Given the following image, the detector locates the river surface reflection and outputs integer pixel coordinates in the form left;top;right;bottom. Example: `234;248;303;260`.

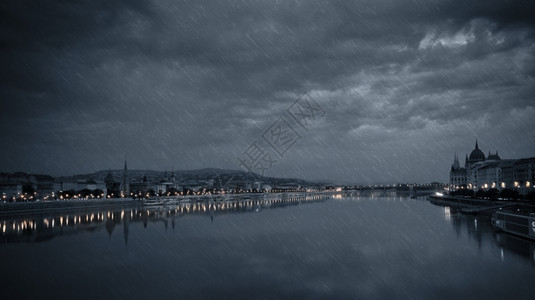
1;192;534;299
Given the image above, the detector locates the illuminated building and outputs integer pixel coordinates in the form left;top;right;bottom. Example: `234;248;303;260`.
450;140;535;193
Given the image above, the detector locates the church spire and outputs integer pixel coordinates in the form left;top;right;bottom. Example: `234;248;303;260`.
452;152;460;169
475;139;479;150
122;158;129;197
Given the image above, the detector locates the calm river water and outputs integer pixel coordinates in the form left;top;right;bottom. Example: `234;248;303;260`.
1;192;534;299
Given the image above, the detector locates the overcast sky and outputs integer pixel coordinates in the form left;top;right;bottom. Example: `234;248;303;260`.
1;0;534;184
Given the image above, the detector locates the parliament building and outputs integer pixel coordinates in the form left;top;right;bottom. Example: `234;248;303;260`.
449;140;534;193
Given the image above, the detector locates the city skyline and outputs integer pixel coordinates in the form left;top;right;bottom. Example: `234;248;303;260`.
1;1;534;184
2;139;531;186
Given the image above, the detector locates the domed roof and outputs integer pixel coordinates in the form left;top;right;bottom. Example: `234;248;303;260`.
469;140;485;162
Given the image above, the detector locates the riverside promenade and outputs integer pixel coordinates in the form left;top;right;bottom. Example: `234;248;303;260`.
428;194;535;215
0;198;142;216
0;191;337;217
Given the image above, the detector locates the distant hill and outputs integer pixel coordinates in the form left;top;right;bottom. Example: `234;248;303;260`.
73;168;244;181
68;168;321;187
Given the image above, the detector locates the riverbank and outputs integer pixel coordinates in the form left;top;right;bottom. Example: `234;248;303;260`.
0;191;341;216
429;194;535;217
0;198;144;216
428;194;535;212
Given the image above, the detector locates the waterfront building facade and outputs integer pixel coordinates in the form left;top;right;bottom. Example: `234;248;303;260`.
450;141;534;193
0;183;23;200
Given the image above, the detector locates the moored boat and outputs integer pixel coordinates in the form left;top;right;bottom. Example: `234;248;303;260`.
492;210;535;240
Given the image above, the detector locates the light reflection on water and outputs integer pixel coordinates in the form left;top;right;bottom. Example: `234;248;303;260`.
1;192;535;299
1;193;331;244
437;203;535;268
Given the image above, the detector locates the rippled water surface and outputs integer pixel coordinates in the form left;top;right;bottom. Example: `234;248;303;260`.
1;193;534;299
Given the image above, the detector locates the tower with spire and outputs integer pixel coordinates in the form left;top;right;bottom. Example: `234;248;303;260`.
121;159;130;197
171;167;176;183
450;151;466;189
452;153;460;170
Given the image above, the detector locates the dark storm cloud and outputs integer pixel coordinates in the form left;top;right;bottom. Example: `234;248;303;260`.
1;0;534;183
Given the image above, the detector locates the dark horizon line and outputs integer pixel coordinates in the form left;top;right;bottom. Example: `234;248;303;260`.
1;167;448;186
